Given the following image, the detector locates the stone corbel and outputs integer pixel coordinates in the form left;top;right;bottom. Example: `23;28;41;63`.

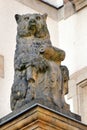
69;0;87;11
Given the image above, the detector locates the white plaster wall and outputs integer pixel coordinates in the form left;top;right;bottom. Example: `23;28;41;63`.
58;7;87;75
0;0;58;118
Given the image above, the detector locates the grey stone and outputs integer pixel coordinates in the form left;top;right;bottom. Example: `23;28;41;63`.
10;13;71;115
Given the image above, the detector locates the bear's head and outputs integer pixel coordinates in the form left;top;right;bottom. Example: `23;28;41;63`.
15;13;50;38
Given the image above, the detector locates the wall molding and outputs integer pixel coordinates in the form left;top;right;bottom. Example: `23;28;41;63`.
69;0;87;11
77;79;87;124
68;67;87;123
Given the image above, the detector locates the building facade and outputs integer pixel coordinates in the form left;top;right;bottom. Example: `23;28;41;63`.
0;0;87;124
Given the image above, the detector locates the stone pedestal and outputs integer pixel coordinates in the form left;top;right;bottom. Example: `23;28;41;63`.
0;104;87;130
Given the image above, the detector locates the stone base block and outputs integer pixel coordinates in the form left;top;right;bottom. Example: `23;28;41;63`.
0;104;87;130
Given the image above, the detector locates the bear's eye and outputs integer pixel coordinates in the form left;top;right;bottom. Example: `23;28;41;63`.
24;17;29;20
36;16;41;20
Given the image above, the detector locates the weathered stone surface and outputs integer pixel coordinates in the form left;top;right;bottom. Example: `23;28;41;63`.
10;13;79;119
0;104;86;130
69;0;87;11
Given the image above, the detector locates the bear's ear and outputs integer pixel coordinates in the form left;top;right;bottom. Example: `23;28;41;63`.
42;13;48;20
15;14;21;24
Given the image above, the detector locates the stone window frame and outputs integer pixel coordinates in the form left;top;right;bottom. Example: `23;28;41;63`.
77;79;87;123
67;67;87;123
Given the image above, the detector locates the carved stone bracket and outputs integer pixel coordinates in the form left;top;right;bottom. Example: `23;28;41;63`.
69;0;87;11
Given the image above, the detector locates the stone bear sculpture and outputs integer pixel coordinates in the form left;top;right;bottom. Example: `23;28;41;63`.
10;13;69;112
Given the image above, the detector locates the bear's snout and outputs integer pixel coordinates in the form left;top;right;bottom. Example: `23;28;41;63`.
29;19;36;26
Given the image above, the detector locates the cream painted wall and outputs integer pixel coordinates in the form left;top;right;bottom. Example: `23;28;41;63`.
58;7;87;75
0;0;58;118
58;7;87;123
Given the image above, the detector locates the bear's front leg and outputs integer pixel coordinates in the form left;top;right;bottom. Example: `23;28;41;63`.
31;56;49;73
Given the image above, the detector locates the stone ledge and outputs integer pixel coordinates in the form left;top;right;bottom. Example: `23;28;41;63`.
16;0;87;21
0;104;87;130
16;0;60;21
